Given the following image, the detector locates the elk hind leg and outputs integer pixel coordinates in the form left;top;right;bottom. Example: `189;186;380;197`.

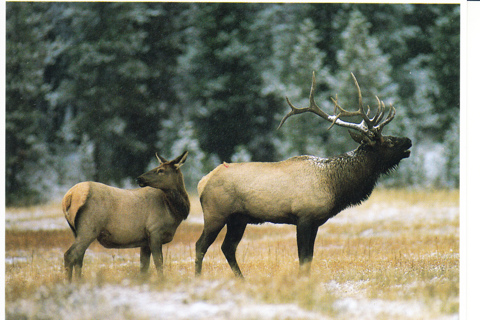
64;248;75;281
222;217;247;278
64;222;100;281
64;239;94;281
195;220;225;276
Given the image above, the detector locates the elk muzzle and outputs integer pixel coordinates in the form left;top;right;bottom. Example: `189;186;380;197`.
401;138;412;159
136;176;148;187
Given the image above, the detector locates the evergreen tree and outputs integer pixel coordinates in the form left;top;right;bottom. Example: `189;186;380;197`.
255;4;331;158
428;5;460;135
175;3;278;163
48;3;166;184
6;3;58;204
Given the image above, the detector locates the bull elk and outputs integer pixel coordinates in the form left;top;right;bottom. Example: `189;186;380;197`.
63;151;189;281
195;72;412;277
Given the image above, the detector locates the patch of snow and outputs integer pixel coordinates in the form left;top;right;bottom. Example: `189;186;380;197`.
332;297;458;320
333;297;425;319
5;208;67;231
5;257;28;265
6;217;67;231
326;280;368;298
186;215;205;225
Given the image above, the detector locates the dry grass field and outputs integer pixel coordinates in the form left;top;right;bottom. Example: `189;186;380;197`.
6;189;459;319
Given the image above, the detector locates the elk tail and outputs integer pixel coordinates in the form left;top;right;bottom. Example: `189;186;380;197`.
62;191;77;237
197;174;209;199
62;182;90;237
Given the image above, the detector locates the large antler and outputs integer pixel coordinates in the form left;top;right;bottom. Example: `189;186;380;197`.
278;72;395;140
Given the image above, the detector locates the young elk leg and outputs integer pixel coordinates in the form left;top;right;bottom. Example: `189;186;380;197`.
149;236;164;277
64;235;97;281
195;220;226;276
140;246;151;274
222;218;247;278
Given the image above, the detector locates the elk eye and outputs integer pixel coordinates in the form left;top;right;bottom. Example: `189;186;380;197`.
157;168;165;174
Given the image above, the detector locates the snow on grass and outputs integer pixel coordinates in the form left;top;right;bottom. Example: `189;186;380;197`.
5;204;66;231
5;256;28;265
331;202;458;226
7;281;326;320
6;277;458;320
332;297;458;320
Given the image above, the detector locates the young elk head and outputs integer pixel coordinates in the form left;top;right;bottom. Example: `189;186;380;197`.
279;72;412;174
136;151;188;190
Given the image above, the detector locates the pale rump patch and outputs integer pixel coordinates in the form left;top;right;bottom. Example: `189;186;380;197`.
197;164;227;196
62;182;90;229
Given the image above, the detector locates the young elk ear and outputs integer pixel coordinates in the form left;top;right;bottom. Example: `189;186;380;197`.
172;151;188;169
348;130;375;146
156;153;168;164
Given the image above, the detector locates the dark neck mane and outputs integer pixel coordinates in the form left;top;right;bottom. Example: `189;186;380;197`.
307;148;381;214
163;188;190;220
332;149;380;212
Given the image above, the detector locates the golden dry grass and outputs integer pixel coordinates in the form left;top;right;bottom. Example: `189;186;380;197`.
5;189;459;319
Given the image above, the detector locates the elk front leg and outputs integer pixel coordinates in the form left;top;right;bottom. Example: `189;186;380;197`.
151;246;164;277
149;235;164;277
296;220;320;275
140;246;151;274
296;218;328;275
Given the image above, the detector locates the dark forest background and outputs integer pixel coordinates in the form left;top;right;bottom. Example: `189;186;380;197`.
6;2;459;206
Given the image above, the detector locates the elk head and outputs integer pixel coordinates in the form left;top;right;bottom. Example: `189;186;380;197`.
136;151;188;190
279;72;411;173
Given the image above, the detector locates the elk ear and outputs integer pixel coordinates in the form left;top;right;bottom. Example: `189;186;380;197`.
173;151;188;169
156;153;168;164
348;130;375;146
349;130;365;144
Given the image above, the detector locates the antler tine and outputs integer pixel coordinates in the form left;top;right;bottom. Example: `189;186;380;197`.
370;96;385;125
342;74;396;136
352;72;364;116
375;104;396;134
365;104;371;117
330;73;374;127
278;97;302;129
278;71;332;129
369;94;396;136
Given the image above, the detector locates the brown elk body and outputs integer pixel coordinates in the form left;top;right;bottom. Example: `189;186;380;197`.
195;73;412;277
63;151;189;281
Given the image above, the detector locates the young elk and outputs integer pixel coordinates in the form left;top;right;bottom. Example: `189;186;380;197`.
63;151;189;281
195;73;412;277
